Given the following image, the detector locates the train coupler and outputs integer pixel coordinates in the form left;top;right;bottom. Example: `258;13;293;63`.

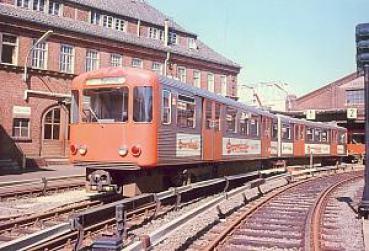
88;170;118;193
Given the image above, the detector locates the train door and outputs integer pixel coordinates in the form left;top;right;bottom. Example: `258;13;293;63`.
331;129;338;155
261;116;271;158
202;99;222;161
293;123;305;156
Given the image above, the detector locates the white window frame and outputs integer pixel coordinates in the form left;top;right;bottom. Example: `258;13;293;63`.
85;49;100;72
152;62;163;75
169;31;178;44
132;58;143;68
48;0;61;16
59;44;74;73
177;66;187;83
0;33;18;65
188;37;197;49
31;40;48;70
102;15;114;28
90;11;101;25
220;75;227;96
207;73;215;92
15;0;31;8
32;0;45;11
193;70;201;88
111;53;123;67
115;18;126;32
162;90;172;125
12;118;30;139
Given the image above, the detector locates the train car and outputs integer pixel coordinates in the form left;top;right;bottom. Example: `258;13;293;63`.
69;67;347;194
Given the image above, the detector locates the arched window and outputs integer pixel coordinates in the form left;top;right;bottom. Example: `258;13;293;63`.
44;107;60;140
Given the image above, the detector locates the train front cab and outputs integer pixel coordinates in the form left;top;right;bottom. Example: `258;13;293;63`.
69;68;159;192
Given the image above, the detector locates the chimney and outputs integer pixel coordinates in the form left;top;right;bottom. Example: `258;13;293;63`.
164;19;169;46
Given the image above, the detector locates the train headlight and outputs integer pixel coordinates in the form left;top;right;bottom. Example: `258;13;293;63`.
118;146;128;157
79;145;87;155
131;145;142;157
70;144;78;155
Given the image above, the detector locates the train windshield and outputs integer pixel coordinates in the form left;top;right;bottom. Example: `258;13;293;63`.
82;87;128;123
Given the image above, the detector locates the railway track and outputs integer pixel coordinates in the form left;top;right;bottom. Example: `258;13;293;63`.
0;175;85;201
189;171;363;251
0;164;361;251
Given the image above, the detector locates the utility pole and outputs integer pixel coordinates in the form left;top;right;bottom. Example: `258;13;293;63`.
356;23;369;218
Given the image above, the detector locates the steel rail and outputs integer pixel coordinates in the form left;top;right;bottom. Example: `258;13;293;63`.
308;175;363;251
203;171;363;251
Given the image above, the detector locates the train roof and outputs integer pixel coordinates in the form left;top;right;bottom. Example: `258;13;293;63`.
159;75;275;118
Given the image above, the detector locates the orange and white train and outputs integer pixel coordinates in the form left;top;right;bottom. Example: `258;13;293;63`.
69;67;347;192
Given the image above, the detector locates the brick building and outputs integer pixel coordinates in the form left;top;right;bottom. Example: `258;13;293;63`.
289;72;365;154
0;0;241;166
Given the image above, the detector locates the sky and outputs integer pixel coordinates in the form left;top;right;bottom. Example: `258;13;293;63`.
149;0;369;97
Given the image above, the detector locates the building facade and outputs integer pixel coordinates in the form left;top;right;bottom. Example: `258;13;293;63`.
289;72;364;155
0;0;241;166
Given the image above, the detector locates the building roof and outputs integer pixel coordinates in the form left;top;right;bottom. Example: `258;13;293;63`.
295;72;358;102
67;0;195;36
0;4;240;69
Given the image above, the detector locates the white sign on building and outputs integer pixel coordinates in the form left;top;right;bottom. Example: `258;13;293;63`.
306;109;316;120
347;108;358;119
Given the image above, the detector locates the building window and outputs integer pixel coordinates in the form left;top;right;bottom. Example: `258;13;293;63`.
60;44;74;73
226;107;237;133
0;34;17;65
149;27;164;41
115;18;126;32
111;53;123;67
314;128;322;142
321;129;329;143
177;95;196;128
102;15;114;28
162;90;171;124
91;11;101;25
346;89;364;105
220;75;227;96
132;58;143;68
207;73;215;92
12;118;30;139
32;0;45;11
86;50;99;72
193;70;201;88
188;37;197;49
177;66;186;83
31;41;47;70
48;1;60;15
44;108;60;140
152;62;163;75
16;0;30;8
169;31;177;44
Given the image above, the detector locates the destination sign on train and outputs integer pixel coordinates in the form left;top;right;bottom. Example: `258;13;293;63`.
86;77;126;86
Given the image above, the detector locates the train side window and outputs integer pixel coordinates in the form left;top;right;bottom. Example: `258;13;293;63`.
214;103;221;131
226;107;237;133
306;127;314;142
177;95;196;128
161;90;171;124
282;123;291;140
272;122;278;140
250;116;259;137
240;112;249;135
133;87;153;123
339;132;346;144
321;129;328;143
314;128;322;142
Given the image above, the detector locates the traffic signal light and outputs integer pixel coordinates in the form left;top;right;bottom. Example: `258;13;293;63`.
356;23;369;74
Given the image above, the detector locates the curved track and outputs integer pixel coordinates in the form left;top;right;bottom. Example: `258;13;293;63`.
199;171;363;251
